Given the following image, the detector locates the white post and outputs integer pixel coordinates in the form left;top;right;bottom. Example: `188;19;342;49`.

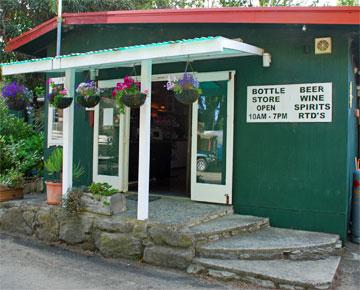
62;69;75;197
137;60;152;220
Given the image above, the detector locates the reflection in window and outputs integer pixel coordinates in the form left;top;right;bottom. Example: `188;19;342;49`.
51;108;63;143
196;81;227;185
47;77;64;146
97;98;120;176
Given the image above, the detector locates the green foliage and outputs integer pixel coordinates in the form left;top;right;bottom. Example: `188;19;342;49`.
220;0;304;6
44;147;63;178
34;86;45;98
0;168;24;188
89;182;118;196
337;0;358;5
0;99;44;188
62;187;84;216
73;162;85;180
44;146;85;181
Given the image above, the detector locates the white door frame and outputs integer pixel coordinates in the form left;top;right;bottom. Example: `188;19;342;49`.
95;71;235;202
191;71;235;204
92;86;130;191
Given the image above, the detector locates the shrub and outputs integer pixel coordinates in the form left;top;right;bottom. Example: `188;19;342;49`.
88;182;118;196
62;187;84;217
0;98;44;187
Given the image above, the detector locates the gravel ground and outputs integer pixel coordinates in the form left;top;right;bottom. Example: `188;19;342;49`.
335;241;360;290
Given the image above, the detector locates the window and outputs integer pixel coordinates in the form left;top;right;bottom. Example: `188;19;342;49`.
47;77;64;147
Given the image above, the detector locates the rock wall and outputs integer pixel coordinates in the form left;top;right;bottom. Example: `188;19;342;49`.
0;202;195;269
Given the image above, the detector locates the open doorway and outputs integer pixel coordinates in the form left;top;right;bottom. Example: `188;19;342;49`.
128;81;191;196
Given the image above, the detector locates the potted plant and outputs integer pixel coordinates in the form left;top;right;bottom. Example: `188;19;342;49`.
0;169;24;202
48;81;73;109
76;80;101;108
112;76;147;113
44;147;84;205
1;81;31;111
166;72;202;105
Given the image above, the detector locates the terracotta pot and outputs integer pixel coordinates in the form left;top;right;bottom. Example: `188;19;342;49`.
45;181;62;205
0;186;24;202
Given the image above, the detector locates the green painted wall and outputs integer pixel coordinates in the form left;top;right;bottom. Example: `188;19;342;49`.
44;23;358;239
44;72;93;187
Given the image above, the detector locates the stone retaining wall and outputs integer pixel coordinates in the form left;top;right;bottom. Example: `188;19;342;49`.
0;202;195;269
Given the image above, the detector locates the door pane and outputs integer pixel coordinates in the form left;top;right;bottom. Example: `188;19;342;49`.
97;97;120;176
196;81;227;185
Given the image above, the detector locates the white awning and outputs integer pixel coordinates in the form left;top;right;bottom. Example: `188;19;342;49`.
1;36;264;76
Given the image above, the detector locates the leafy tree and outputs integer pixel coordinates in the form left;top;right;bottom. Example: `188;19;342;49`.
337;0;359;5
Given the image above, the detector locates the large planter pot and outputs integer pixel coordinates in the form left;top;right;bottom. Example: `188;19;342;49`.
175;89;199;105
45;181;62;205
76;95;100;108
122;92;147;108
23;177;43;194
0;185;24;202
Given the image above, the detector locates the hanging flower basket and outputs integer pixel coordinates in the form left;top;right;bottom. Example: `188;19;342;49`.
174;88;200;105
77;95;101;108
76;80;101;108
48;81;73;109
166;70;202;105
1;82;31;111
122;92;147;108
113;76;147;113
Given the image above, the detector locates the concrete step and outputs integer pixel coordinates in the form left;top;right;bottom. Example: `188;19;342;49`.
197;227;341;260
192;256;341;290
182;214;269;243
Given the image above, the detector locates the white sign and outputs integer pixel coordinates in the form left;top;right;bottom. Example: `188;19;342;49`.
247;83;332;123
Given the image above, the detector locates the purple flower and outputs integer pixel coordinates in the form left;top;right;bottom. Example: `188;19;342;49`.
1;82;30;110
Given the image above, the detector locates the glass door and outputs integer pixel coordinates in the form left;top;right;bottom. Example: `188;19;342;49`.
93;96;129;190
191;72;234;204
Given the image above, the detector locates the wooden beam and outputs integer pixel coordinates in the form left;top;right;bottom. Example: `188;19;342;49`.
137;60;152;220
62;69;75;197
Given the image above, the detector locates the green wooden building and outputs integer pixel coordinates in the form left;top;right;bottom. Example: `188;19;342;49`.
2;7;359;239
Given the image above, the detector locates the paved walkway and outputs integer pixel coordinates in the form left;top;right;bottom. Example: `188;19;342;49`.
335;241;360;290
0;233;249;290
0;233;359;290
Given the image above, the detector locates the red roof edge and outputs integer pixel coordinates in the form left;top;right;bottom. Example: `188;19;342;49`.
5;18;58;52
5;7;360;52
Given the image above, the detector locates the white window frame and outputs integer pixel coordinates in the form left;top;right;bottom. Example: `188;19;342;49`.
47;77;65;147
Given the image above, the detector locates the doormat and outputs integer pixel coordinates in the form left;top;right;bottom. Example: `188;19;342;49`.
126;195;161;202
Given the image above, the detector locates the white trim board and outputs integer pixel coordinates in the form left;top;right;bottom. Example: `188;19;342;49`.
98;70;235;88
2;37;263;75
